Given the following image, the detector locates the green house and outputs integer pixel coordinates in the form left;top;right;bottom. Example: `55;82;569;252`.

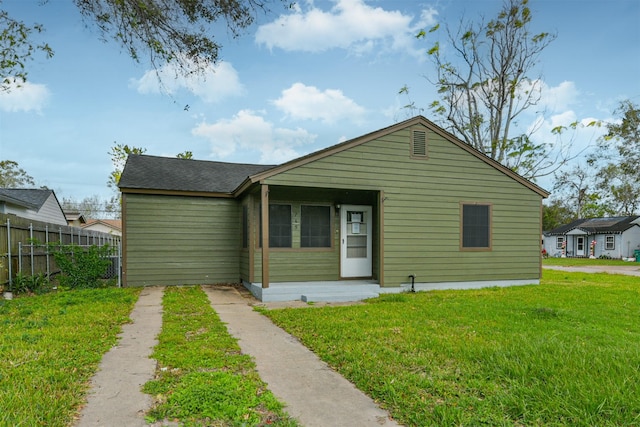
119;116;549;301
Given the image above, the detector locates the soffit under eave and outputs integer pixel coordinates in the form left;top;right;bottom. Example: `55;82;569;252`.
119;187;234;198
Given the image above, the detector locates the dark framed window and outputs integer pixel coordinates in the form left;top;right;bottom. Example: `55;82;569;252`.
269;204;291;248
461;204;491;249
301;205;331;248
241;205;248;249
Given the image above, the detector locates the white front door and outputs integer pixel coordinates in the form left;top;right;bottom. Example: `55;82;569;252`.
576;236;585;256
340;205;372;278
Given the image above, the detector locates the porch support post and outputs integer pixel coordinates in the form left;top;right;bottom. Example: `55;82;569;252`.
261;183;270;289
378;190;385;286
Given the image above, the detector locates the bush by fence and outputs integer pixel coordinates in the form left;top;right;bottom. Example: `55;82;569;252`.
0;213;121;290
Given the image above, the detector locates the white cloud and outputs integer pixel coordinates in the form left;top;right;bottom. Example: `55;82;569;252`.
273;82;366;123
191;110;317;163
130;61;244;103
537;80;580;113
0;80;50;113
255;0;437;58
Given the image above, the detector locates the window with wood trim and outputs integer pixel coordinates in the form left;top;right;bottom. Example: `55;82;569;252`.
269;204;292;248
461;203;491;249
556;236;565;250
411;129;428;158
605;235;615;250
301;205;331;248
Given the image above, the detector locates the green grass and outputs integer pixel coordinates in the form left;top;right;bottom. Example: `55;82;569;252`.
543;257;637;266
263;270;640;426
0;288;140;426
143;286;297;426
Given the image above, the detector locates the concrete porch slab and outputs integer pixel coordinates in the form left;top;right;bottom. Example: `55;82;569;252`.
243;280;381;302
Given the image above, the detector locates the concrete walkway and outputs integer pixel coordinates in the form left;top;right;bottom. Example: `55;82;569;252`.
76;286;164;427
203;285;401;427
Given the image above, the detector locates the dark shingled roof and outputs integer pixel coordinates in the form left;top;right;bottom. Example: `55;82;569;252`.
118;154;276;194
546;216;640;235
0;188;54;210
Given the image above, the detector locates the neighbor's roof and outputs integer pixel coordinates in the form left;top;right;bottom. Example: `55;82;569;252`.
0;188;55;210
546;216;640;235
118;155;276;194
83;219;122;231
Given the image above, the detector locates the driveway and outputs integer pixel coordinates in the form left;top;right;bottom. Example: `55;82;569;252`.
543;264;640;277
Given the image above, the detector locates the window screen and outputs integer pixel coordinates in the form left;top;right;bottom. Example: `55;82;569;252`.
301;205;331;248
462;204;491;249
269;204;291;248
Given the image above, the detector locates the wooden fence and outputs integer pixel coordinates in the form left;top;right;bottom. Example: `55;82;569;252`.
0;213;121;288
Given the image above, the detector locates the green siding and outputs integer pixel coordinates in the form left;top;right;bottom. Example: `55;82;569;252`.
264;125;543;286
123;194;240;286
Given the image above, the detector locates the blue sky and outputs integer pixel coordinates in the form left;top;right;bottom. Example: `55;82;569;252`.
0;0;639;206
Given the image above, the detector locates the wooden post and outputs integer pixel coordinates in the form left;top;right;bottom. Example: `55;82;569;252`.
261;184;270;289
378;190;385;287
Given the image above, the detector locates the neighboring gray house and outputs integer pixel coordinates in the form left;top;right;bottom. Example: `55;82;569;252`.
0;188;67;226
544;216;640;259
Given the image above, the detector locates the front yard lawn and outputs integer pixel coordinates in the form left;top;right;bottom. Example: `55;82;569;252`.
0;288;140;426
263;270;640;426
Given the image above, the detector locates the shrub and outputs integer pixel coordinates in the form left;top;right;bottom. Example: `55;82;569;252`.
52;244;113;289
11;273;51;295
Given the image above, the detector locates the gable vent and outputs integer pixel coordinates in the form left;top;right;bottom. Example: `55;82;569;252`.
411;130;427;158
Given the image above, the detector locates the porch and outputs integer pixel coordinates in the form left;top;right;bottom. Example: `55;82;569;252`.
243;280;392;302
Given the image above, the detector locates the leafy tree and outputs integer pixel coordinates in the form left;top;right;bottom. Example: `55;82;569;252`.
590;100;640;215
108;142;146;190
551;164;614;220
176;150;193;159
0;159;36;187
416;0;568;180
1;0;288;91
542;199;573;231
0;10;53;90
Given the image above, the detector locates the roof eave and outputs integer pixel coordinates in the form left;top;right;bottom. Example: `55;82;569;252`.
120;187;234;198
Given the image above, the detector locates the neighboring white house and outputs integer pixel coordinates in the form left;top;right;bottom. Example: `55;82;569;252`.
544;216;640;259
82;219;122;237
0;188;67;226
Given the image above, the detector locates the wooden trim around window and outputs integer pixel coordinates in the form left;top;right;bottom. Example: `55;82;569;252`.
459;202;493;251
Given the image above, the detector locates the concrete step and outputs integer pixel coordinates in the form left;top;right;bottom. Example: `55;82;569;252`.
301;292;379;303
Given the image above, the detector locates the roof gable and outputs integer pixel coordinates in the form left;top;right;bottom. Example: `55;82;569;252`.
244;116;549;198
119;155;276;194
0;188;56;210
83;219;122;231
